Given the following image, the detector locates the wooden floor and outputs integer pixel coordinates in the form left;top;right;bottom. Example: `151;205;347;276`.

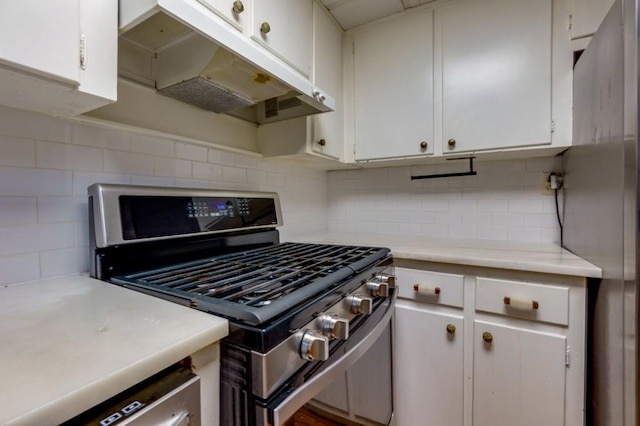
283;407;348;426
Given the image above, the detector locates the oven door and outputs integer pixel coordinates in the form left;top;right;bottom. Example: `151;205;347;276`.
257;294;395;426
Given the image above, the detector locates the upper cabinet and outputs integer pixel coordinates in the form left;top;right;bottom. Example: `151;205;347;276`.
439;0;552;154
251;0;313;77
353;8;434;161
257;3;345;162
197;0;248;32
571;0;615;40
346;0;572;163
0;0;117;116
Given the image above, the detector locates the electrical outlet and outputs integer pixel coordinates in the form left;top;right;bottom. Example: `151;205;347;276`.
542;172;562;194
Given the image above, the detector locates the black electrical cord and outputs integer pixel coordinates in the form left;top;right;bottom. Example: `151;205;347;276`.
554;187;564;247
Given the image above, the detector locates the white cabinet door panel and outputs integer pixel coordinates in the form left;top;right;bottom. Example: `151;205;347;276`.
0;0;80;84
440;0;552;153
251;0;313;76
473;320;566;426
354;9;434;160
395;304;464;426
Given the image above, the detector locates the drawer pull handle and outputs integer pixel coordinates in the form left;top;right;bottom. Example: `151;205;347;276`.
414;284;441;296
446;324;456;335
482;332;493;343
503;296;539;310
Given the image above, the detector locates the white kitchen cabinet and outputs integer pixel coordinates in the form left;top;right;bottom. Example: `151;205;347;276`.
0;0;117;116
395;304;464;426
439;0;553;154
311;2;344;160
257;4;344;162
571;0;615;39
473;321;566;426
353;8;435;161
197;0;248;31
251;0;313;77
347;0;572;163
394;261;587;426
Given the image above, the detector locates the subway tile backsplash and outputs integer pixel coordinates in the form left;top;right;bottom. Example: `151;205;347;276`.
0;106;327;285
327;157;562;243
0;106;563;285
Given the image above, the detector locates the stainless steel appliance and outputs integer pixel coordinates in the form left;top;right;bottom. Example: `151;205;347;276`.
563;0;638;424
88;183;395;426
62;365;201;426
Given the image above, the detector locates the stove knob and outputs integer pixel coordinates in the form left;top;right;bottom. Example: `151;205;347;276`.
367;280;389;298
320;314;349;340
299;330;329;361
375;273;396;289
348;294;373;315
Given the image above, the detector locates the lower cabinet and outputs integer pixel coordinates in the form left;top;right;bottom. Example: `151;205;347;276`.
394;263;587;426
395;305;464;426
473;321;567;426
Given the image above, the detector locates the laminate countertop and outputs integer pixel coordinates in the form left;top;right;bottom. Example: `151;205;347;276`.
290;232;602;278
0;275;228;425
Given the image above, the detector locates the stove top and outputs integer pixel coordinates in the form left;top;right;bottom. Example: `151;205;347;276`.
112;242;390;325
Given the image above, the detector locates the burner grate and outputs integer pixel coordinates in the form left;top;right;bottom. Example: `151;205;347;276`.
112;242;390;324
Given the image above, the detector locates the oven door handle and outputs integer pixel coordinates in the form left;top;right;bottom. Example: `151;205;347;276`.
269;299;395;426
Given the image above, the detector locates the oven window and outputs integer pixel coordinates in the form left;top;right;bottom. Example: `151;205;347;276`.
119;195;277;240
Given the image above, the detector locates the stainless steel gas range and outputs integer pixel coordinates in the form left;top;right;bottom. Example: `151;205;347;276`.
88;184;396;426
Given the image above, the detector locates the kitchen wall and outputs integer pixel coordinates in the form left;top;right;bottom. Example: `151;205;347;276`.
327;156;563;242
0;106;328;285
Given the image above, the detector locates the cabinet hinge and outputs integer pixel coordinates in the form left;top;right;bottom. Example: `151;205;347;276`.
569;14;573;31
79;34;87;70
565;346;571;367
551;120;555;134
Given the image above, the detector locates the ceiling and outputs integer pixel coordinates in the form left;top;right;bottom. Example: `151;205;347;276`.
320;0;437;30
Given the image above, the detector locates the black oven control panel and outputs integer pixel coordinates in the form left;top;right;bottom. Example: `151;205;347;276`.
119;195;278;240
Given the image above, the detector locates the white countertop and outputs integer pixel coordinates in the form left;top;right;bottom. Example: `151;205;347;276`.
290;232;602;278
0;275;228;426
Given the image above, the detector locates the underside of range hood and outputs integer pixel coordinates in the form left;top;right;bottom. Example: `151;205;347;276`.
117;11;330;125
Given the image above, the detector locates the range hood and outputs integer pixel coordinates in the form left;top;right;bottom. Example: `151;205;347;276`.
117;4;333;125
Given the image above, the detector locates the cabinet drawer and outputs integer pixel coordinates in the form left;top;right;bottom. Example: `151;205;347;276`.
475;277;569;325
396;268;464;308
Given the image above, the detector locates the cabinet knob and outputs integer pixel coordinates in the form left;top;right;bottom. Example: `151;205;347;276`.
317;139;326;147
260;22;271;34
446;324;456;335
482;332;493;344
447;138;456;148
232;0;244;13
313;90;326;102
420;141;428;150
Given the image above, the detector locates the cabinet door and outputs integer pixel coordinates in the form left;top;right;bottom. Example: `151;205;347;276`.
353;9;434;161
473;321;566;426
251;0;312;77
0;0;80;84
572;0;615;39
440;0;552;153
312;3;343;160
395;304;464;426
197;0;248;31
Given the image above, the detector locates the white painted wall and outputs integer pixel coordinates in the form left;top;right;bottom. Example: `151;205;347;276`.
327;157;563;243
0;106;328;285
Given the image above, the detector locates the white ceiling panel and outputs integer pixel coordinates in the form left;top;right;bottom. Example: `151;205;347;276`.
323;0;405;30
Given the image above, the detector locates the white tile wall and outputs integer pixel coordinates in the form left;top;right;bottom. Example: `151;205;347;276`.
0;105;564;286
327;157;563;243
0;106;328;285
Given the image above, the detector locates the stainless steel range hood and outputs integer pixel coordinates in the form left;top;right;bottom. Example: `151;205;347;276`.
117;5;333;125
